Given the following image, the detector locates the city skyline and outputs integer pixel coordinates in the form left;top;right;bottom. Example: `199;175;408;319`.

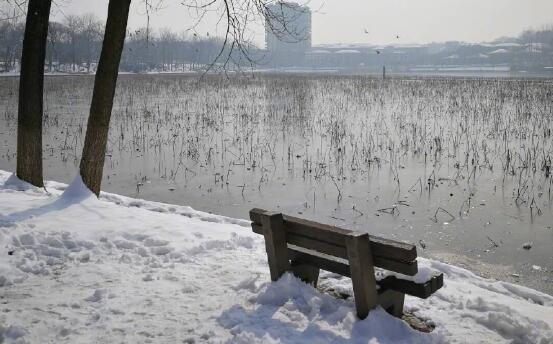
36;0;553;47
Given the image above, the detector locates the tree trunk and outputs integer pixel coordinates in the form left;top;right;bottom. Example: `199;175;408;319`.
79;0;131;196
16;0;52;187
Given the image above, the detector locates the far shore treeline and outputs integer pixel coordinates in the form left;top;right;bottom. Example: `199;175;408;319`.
1;14;553;73
0;13;254;73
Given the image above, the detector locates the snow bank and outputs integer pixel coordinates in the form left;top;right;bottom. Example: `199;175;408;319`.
2;173;36;192
59;175;96;202
219;273;437;344
42;176;251;228
0;170;552;343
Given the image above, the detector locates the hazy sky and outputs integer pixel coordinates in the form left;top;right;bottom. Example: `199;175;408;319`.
48;0;553;46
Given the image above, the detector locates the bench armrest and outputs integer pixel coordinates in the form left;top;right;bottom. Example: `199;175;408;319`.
377;273;444;299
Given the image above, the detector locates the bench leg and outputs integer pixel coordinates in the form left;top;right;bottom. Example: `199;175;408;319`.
378;290;405;318
389;291;405;317
345;233;378;319
260;212;290;281
290;260;320;287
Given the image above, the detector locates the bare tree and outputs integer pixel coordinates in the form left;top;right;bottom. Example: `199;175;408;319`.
16;0;51;187
46;21;64;71
80;14;103;72
79;0;131;196
1;11;279;74
64;15;83;71
78;0;305;196
0;18;24;72
158;28;176;70
125;26;150;71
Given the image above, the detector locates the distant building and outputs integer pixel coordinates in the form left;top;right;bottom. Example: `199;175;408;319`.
265;2;311;66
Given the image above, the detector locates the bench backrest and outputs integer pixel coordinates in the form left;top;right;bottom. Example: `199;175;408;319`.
250;208;418;276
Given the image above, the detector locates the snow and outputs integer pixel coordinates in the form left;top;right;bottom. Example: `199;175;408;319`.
335;50;361;54
59;174;95;201
310;49;332;54
493;43;522;48
0;169;552;343
219;274;433;344
375;261;440;284
489;49;509;55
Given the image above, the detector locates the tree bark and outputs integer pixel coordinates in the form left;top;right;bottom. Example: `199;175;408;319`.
16;0;52;187
79;0;131;196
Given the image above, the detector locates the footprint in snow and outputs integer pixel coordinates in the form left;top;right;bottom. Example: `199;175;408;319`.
84;289;106;302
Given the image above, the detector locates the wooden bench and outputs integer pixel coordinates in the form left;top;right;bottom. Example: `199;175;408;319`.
250;208;443;319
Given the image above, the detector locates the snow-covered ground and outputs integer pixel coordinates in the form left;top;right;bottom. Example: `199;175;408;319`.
0;169;552;344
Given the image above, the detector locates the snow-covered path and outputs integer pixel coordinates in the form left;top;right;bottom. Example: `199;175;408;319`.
0;170;552;344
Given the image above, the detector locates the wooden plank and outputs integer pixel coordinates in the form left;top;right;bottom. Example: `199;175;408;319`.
368;236;417;262
260;212;290;281
284;215;417;260
377;274;443;299
250;209;417;263
253;222;417;275
285;230;348;258
289;246;438;301
345;233;378;319
288;247;351;277
279;214;354;244
252;209;353;248
373;257;418;276
254;219;418;274
285;245;417;276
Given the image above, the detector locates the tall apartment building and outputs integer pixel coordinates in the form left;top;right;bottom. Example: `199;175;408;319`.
265;2;311;66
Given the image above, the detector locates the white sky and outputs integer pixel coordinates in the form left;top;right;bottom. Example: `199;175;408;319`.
48;0;553;46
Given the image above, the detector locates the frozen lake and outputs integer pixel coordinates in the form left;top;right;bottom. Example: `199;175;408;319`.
0;74;552;294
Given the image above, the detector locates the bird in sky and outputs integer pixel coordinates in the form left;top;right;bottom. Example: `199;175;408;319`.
375;50;381;54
